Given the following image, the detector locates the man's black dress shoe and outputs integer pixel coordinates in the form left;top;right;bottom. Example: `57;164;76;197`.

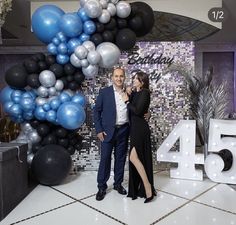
96;189;106;201
114;185;127;195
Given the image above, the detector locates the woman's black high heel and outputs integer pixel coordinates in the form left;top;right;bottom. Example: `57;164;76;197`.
144;188;156;203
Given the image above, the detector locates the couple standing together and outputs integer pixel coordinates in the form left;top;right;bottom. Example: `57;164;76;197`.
94;67;156;203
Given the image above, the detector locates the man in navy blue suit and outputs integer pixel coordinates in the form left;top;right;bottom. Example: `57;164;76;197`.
94;67;129;201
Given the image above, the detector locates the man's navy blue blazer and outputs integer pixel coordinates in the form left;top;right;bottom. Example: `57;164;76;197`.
94;86;118;142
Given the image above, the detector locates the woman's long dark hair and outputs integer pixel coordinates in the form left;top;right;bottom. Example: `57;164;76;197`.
135;71;150;90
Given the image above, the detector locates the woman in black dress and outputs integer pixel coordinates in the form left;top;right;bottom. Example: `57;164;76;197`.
122;71;156;203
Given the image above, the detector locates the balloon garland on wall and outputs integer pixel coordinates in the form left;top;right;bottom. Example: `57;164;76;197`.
0;0;155;185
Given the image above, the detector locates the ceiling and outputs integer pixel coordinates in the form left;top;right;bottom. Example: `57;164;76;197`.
1;0;236;47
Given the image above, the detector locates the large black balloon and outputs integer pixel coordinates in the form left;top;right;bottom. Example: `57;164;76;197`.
64;63;76;76
27;73;41;88
37;123;51;137
32;144;72;185
74;71;85;84
5;65;28;88
102;30;114;42
129;14;143;33
24;60;40;74
49;64;64;78
90;33;104;46
130;2;154;37
116;28;136;50
218;149;233;171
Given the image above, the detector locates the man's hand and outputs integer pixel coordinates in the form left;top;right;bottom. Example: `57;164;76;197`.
97;132;107;142
144;111;151;122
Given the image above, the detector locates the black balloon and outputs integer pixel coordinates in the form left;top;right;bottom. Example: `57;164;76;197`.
5;65;28;88
116;28;136;50
57;138;69;148
32;143;42;154
32;53;45;62
74;71;85;84
55;127;68;138
32;144;72;185
90;33;104;46
66;75;74;82
27;73;41;88
67;145;75;155
116;18;128;29
129;14;143;32
68;81;79;91
30;120;40;129
37;123;51;137
49;64;64;78
60;77;68;88
96;22;105;33
105;18;117;30
130;2;154;37
42;134;57;145
38;61;48;71
45;55;56;66
24;60;40;74
64;63;76;76
102;30;114;42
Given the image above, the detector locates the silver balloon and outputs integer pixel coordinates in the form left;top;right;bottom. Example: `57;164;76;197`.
21;122;33;134
82;64;99;78
35;96;48;105
64;89;76;96
37;86;49;98
98;9;111;24
87;50;101;65
74;45;88;60
100;0;108;9
39;70;56;88
116;1;131;18
84;0;103;18
54;80;64;91
109;0;119;4
96;42;121;68
107;3;116;16
48;87;57;96
28;130;41;144
81;59;89;68
82;41;96;51
80;0;88;7
70;53;82;68
27;153;34;165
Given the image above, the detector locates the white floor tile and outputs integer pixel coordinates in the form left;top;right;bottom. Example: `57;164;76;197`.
195;184;236;213
82;190;187;225
1;185;74;225
11;202;121;225
154;171;216;199
52;171;115;200
156;201;236;225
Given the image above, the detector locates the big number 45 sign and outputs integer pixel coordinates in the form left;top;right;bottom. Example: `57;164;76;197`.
156;119;236;184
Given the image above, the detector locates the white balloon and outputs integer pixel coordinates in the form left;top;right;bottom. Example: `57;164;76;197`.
84;0;103;18
80;0;88;7
75;45;88;59
81;59;89;68
107;3;116;16
82;41;96;51
96;42;121;68
28;131;41;144
70;53;82;68
48;87;57;96
116;1;131;18
37;86;49;98
98;9;111;24
82;64;99;78
39;70;56;88
109;0;119;4
87;50;101;65
35;96;48;105
100;0;108;8
55;80;64;91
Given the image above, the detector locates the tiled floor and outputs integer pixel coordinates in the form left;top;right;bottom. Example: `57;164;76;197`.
1;170;236;225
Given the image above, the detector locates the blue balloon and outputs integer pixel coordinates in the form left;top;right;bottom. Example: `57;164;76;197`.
42;103;51;111
23;111;34;120
22;92;33;99
59;92;71;103
11;90;23;100
77;8;90;22
32;5;65;43
20;97;35;111
3;101;14;114
57;43;68;54
52;37;60;45
67;38;82;53
56;32;67;42
47;43;58;55
60;13;83;38
9;104;23;117
34;106;46;120
46;110;57;122
50;98;61;110
83;20;96;35
57;102;85;129
79;33;90;42
56;54;69;64
28;90;37;99
72;93;86;107
11;116;24;124
0;86;14;103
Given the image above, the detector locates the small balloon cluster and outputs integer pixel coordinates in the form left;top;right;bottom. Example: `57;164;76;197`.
31;0;155;77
